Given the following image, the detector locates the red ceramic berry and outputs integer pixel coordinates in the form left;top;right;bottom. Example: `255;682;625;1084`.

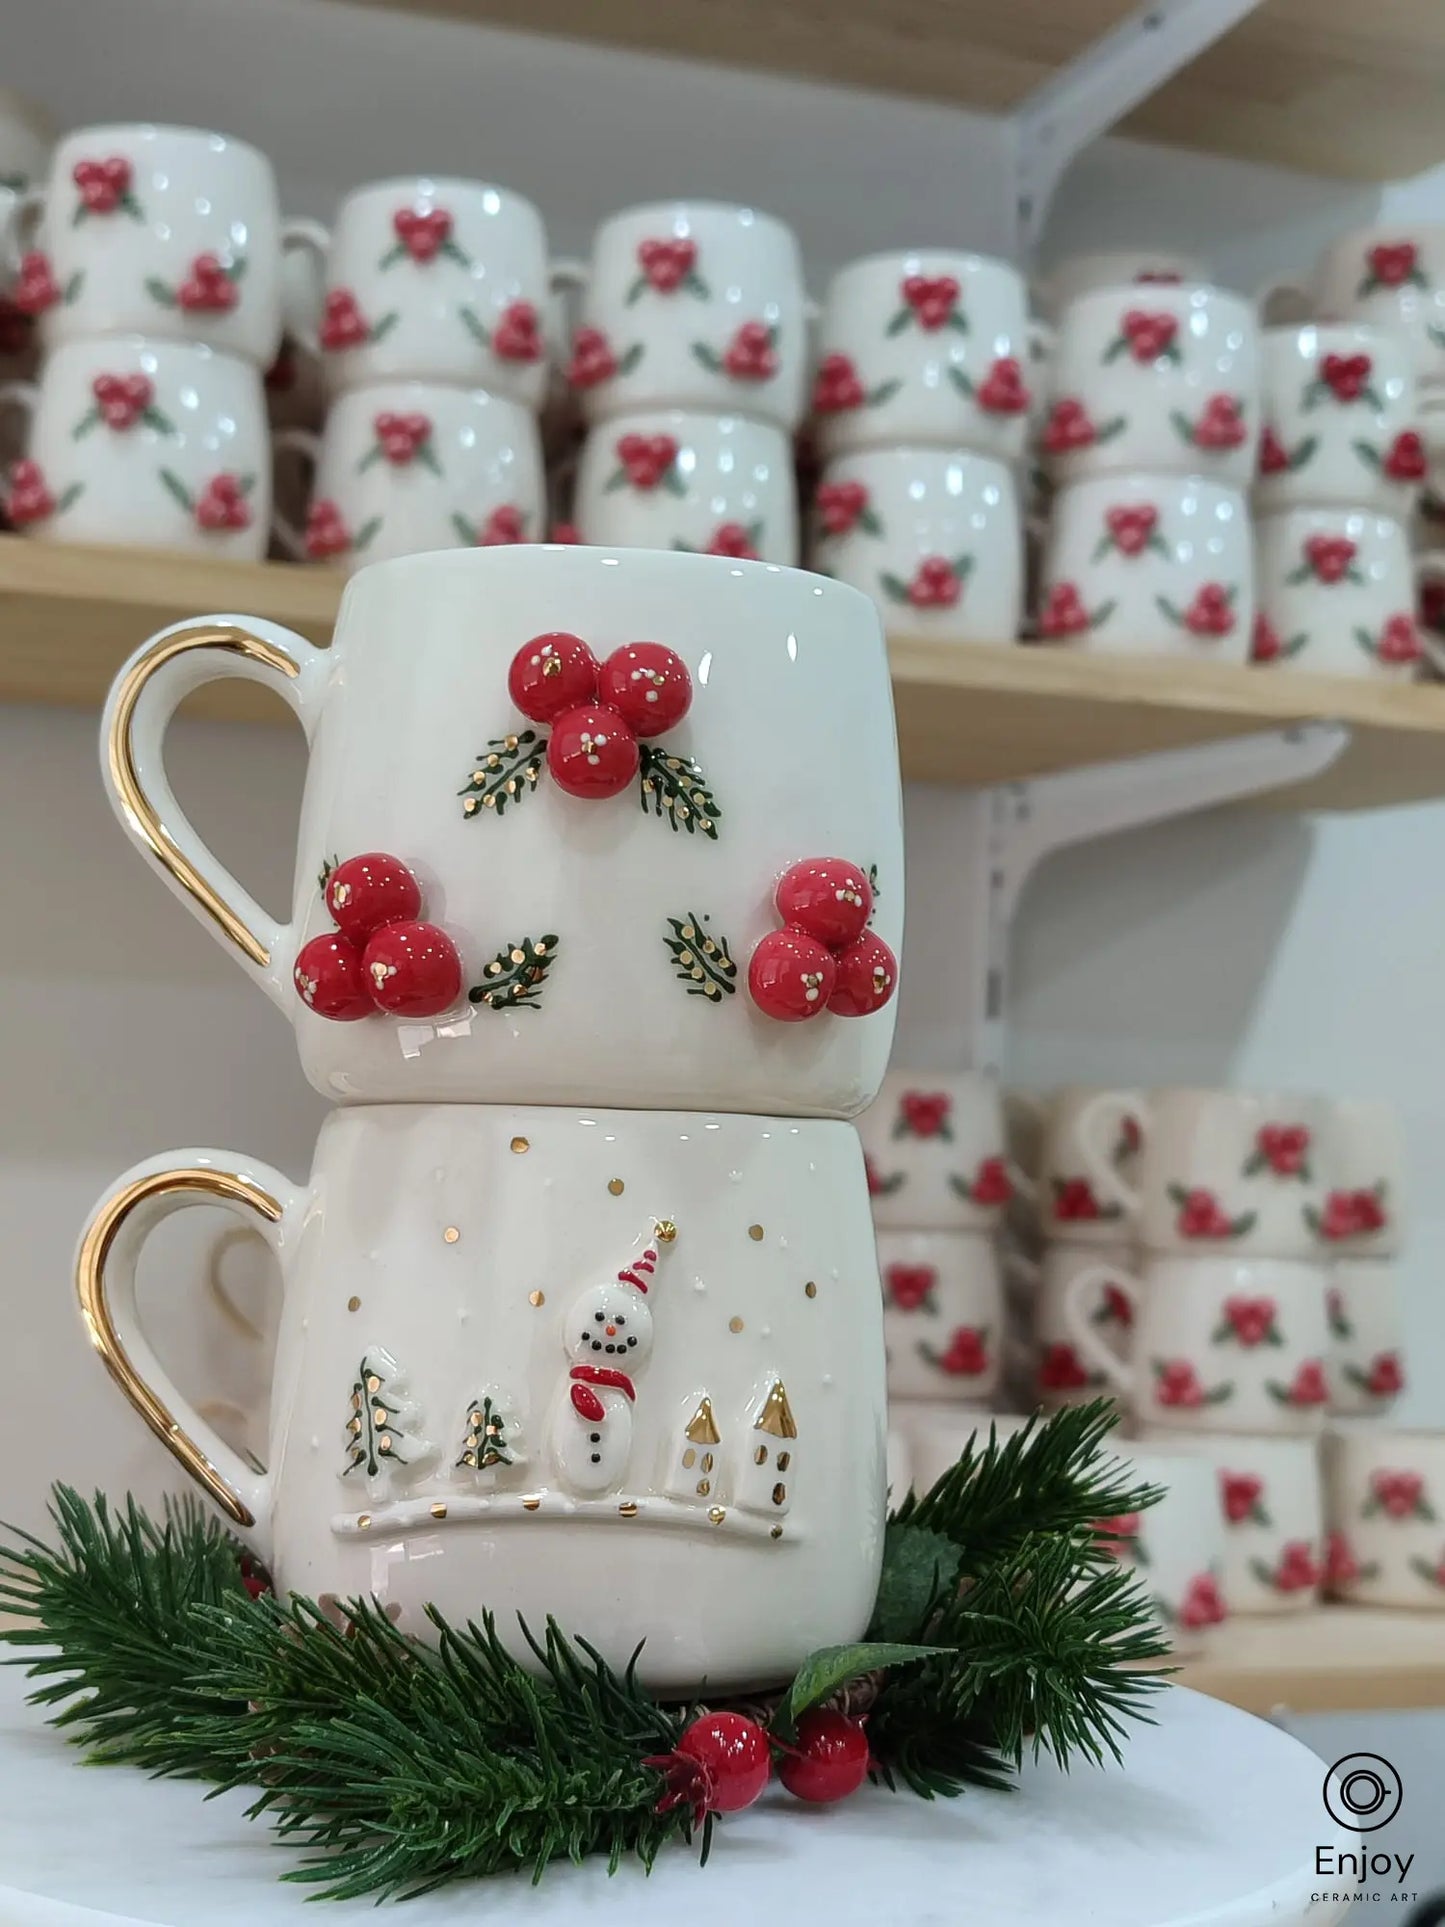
293;932;372;1021
828;931;898;1018
324;852;422;943
546;704;639;799
748;927;837;1022
508;632;599;724
676;1712;771;1813
598;642;692;735
361;921;463;1018
775;857;872;950
779;1710;871;1804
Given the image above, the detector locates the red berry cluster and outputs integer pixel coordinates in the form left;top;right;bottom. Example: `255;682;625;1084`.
508;630;692;799
748;858;897;1023
293;852;462;1022
645;1707;871;1824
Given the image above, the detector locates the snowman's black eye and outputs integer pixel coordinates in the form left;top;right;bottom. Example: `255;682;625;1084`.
615;1316;626;1327
594;1311;605;1322
627;1336;637;1348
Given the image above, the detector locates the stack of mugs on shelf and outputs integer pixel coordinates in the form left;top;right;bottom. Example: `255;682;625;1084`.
0;92;56;432
802;251;1033;641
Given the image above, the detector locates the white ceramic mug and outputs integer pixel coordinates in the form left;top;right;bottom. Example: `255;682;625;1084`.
1256;325;1422;516
1135;1430;1323;1615
1323;1427;1445;1607
1;334;269;558
1077;1087;1335;1259
75;1104;886;1691
6;123;304;369
1018;1240;1135;1409
810;448;1024;642
100;547;903;1114
1252;508;1425;677
272;384;545;573
289;177;553;409
1030;1085;1144;1241
572;409;798;563
1068;1255;1331;1435
811;250;1031;462
1321;1096;1406;1254
565;201;808;432
1260;226;1445;395
1037;474;1252;659
1042;284;1259;486
1034;250;1209;323
857;1069;1021;1232
1097;1447;1228;1650
878;1229;1003;1404
1328;1260;1405;1417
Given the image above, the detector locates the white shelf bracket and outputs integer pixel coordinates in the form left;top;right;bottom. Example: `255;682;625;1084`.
1007;0;1267;258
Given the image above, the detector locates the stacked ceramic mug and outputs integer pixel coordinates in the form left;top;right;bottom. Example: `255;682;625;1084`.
560;201;808;564
855;1071;1019;1490
1034;277;1260;659
0;122;310;557
79;544;908;1697
805;250;1033;642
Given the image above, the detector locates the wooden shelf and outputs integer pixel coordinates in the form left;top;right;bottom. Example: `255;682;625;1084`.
6;536;1445;809
1177;1605;1445;1715
343;0;1445;183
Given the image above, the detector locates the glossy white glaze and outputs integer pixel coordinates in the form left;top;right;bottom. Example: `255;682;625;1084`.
877;1228;1003;1404
1254;505;1423;679
1323;1424;1445;1607
1256;324;1420;517
857;1068;1016;1231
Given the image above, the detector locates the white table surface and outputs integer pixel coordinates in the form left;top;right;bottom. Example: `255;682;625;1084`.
0;1665;1351;1926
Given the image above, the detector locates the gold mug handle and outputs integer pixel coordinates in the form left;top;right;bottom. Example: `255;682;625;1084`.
101;617;325;1005
75;1152;298;1546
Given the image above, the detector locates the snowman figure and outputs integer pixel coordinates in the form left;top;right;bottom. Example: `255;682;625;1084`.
549;1243;657;1495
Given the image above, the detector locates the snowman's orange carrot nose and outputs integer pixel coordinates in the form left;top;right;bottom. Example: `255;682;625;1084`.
606;1323;617;1336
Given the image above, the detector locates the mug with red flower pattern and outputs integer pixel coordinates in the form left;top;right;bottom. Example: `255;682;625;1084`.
877;1229;1003;1404
1027;1085;1144;1244
1078;1087;1334;1259
1037;473;1253;661
1067;1254;1332;1436
1012;1239;1135;1411
1252;508;1426;679
1260;227;1445;396
564;201;807;433
100;545;903;1113
858;1069;1023;1233
271;383;545;574
0;334;269;558
1042;284;1259;486
1320;1096;1405;1254
810;448;1023;642
1095;1447;1227;1653
572;409;797;564
1135;1430;1322;1615
1256;325;1422;517
810;250;1031;463
1033;250;1209;324
3;123;311;371
1327;1260;1405;1418
284;177;553;410
1323;1428;1445;1608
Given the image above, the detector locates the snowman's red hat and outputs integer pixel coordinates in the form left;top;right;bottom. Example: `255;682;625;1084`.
617;1246;658;1293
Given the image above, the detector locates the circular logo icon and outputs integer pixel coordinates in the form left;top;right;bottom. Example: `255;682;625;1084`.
1322;1753;1403;1832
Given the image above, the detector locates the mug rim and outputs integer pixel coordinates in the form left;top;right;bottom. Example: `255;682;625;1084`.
1055;279;1248;322
826;246;1021;286
39;332;258;374
54;122;273;174
336;174;544;216
594;198;796;243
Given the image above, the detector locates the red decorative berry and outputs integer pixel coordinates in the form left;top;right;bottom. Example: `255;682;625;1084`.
566;325;618;389
177;252;238;313
476;504;527;547
305;498;351;560
598;642;692;735
93;372;153;431
193;473;252;532
361;920;463;1018
721;319;778;381
74;155;132;215
320;287;370;351
393;205;452;263
7;458;55;526
14;250;59;316
1258;425;1290;475
546;703;640;798
828;931;898;1017
748;927;837;1021
651;1712;771;1821
816;479;869;535
508;631;600;723
491;299;543;363
811;352;866;415
637;236;698;294
976;355;1030;414
294;932;372;1021
1384;429;1427;482
325;852;423;943
775;856;872;950
779;1709;870;1804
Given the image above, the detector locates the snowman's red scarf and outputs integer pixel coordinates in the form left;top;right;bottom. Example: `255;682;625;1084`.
568;1364;637;1420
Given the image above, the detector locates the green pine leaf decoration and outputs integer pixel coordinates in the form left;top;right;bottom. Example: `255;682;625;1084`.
869;1520;962;1641
317;852;339;894
468;934;559;1013
158;467;193;512
638;743;721;838
459;730;546;819
777;1641;947;1738
664;912;736;1000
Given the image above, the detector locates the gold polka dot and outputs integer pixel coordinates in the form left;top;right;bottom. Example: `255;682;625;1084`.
805;1280;817;1299
772;1483;787;1506
347;1295;361;1312
430;1502;448;1520
511;1136;530;1155
522;1496;541;1511
748;1223;764;1241
729;1316;744;1333
708;1506;726;1524
618;1501;640;1517
770;1525;783;1540
529;1289;546;1307
358;1513;371;1529
608;1178;625;1196
443;1226;460;1244
682;1447;696;1468
655;1218;678;1243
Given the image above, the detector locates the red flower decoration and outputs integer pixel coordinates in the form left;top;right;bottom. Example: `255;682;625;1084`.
193;473;252;532
1256;1123;1310;1175
1121;309;1178;362
907;555;963;608
1367;242;1418;288
566;325;618;389
968;1156;1014;1206
1177;1572;1228;1630
1271;1540;1321;1593
1038;581;1093;638
1221;1471;1264;1524
549;521;582;545
1042;397;1099;453
615;432;679;490
1038;1342;1091;1392
1175;1187;1235;1239
976;355;1030;414
1376;614;1422;665
319;288;371;351
812;352;867;415
1155;1359;1206;1409
1279;1359;1329;1407
1258;425;1291;475
886;1264;935;1312
1320;352;1372;402
375;410;432;465
92;372;154;431
392;206;452;263
1367;1351;1405;1397
13;250;59;317
304;498;352;560
490;300;542;363
1094;1512;1141;1555
1384;429;1428;482
1182;583;1236;636
6;458;56;526
73;155;132;215
721;320;778;382
1105;504;1159;556
934;1326;989;1376
865;1153;887;1197
900;1092;951;1138
1222;1295;1278;1347
1304;534;1358;584
176;252;239;314
1252;615;1284;663
706;522;760;560
901;273;961;331
1324;1530;1361;1589
1191;394;1248;450
476;504;527;547
1101;1282;1134;1327
637;237;698;294
1052;1175;1102;1222
816;479;870;535
1372;1468;1426;1518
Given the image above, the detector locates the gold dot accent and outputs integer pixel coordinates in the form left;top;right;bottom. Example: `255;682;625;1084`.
608;1178;625;1196
697;1478;711;1496
358;1513;372;1529
772;1483;787;1506
443;1226;460;1245
528;1288;546;1307
511;1136;530;1155
754;1444;768;1465
805;1281;818;1299
619;1501;639;1517
770;1525;783;1540
655;1219;678;1243
729;1316;744;1333
682;1447;696;1469
347;1295;361;1313
777;1451;791;1472
430;1502;448;1520
522;1496;541;1511
708;1506;726;1525
748;1224;764;1241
